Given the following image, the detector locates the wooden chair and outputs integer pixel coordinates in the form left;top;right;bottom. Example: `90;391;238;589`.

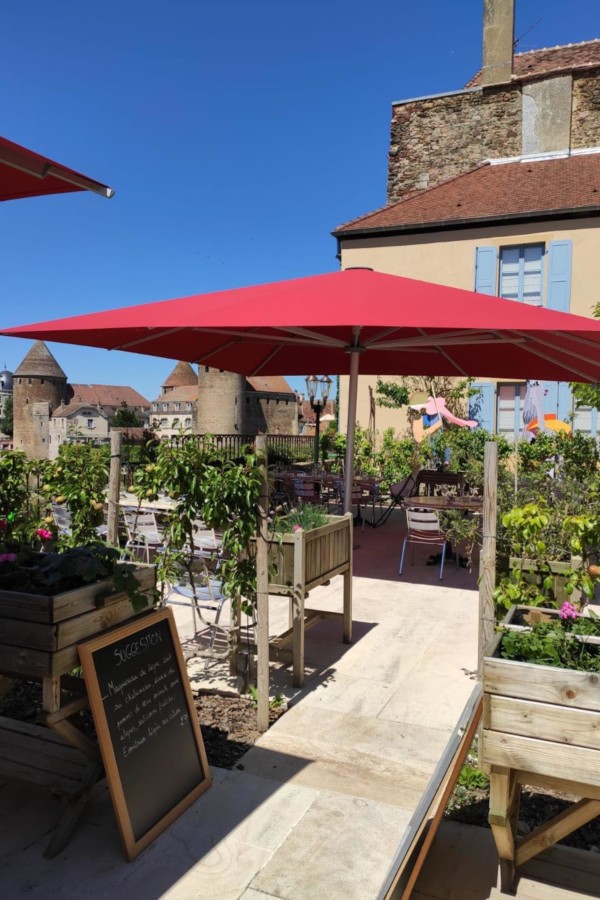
399;507;450;580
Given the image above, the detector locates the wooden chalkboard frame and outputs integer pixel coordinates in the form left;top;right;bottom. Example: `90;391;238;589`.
79;607;211;860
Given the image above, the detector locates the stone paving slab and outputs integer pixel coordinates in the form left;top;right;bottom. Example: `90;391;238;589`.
0;509;480;898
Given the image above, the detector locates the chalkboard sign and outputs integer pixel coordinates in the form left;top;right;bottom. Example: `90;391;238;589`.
79;607;211;860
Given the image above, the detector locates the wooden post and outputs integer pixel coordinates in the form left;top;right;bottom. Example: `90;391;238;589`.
343;512;353;644
478;441;498;677
255;435;270;732
107;430;122;547
292;528;305;688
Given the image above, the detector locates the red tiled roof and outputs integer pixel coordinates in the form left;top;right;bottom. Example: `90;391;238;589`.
247;376;294;394
153;385;198;403
334;153;600;235
162;360;197;388
466;39;600;88
67;384;150;407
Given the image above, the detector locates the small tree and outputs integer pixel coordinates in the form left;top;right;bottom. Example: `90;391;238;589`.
111;402;143;428
0;394;13;437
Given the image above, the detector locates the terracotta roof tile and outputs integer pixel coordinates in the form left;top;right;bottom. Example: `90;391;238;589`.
246;376;294;394
466;39;600;88
152;385;198;402
67;384;150;407
334;153;600;235
162;360;197;388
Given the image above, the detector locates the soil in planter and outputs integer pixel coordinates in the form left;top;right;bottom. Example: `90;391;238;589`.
0;680;286;770
446;744;600;853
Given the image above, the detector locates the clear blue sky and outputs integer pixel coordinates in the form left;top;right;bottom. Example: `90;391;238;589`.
1;0;598;401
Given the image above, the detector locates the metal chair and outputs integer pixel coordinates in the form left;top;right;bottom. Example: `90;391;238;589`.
167;559;229;670
51;502;72;537
399;507;449;580
121;506;165;563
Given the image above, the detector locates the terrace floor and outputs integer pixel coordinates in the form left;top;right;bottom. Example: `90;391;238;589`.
2;509;486;898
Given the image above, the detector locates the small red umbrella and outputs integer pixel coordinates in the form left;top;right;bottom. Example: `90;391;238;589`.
0;135;114;202
4;267;600;504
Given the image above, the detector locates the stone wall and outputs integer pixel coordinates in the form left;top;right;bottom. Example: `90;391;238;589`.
13;377;68;458
387;67;600;203
244;392;298;435
572;70;600;149
387;87;521;203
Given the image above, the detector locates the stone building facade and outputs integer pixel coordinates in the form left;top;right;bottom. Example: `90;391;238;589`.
12;341;150;459
152;362;299;438
387;2;600;202
13;342;69;458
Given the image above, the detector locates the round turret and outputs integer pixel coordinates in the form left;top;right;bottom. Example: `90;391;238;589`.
0;368;13;392
13;341;68;458
197;367;246;434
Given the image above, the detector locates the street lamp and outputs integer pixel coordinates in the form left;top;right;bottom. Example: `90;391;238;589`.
305;375;332;471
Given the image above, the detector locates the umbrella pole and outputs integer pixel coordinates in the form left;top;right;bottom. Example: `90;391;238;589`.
343;332;362;515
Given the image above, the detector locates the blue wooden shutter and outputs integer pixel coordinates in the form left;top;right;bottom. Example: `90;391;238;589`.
557;383;572;423
474;246;498;295
547;240;572;312
543;382;558;416
469;382;495;433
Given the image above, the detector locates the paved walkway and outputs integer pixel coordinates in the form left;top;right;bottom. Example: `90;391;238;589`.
0;510;480;898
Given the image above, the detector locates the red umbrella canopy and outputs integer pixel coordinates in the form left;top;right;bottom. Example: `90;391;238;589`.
0;136;114;201
3;268;600;383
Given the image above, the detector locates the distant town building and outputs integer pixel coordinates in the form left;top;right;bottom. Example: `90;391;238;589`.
155;363;299;438
12;341;150;459
150;361;198;439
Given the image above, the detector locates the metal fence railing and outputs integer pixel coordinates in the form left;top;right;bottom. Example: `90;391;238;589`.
168;433;315;463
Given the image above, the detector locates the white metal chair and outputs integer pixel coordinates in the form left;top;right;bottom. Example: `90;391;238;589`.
51;502;72;537
121;506;165;562
399;507;449;580
167;558;230;670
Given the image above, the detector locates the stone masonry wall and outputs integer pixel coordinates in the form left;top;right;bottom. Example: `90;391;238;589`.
244;393;298;435
572;70;600;150
387;86;521;203
387;68;600;204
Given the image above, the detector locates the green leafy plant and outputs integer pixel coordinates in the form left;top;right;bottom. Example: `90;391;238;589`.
270;504;329;534
42;444;109;547
498;605;600;672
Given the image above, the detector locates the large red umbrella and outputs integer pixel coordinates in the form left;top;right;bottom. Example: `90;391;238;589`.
4;267;600;505
0;135;114;201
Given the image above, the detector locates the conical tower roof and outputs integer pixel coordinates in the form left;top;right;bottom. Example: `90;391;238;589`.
162;360;197;389
14;341;67;379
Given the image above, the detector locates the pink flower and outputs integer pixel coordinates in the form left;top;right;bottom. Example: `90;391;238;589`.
0;553;17;564
35;528;53;541
559;601;579;621
292;524;303;532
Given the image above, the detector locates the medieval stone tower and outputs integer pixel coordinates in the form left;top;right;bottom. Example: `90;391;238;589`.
197;367;247;434
13;341;68;458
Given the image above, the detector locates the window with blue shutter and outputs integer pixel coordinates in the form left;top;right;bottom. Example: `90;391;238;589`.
547;240;573;312
469;382;495;433
499;245;544;305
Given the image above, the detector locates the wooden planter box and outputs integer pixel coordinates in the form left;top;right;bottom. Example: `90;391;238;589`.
0;563;156;679
263;514;352;595
482;604;600;783
249;514;353;687
482;605;600;887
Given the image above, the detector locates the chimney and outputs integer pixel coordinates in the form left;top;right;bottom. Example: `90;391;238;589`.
481;0;515;86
